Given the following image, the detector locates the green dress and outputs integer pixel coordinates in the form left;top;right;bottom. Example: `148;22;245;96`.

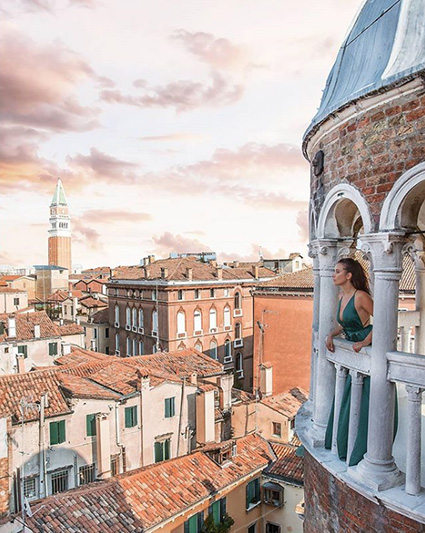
324;292;373;466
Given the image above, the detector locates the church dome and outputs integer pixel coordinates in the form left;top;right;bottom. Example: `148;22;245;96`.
305;0;425;138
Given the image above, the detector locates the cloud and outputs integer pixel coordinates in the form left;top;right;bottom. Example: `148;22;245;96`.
73;219;102;250
139;133;208;142
219;243;289;263
151;232;211;256
100;72;243;112
171;30;252;72
83;209;152;224
0;27;100;132
296;208;309;242
68;148;140;182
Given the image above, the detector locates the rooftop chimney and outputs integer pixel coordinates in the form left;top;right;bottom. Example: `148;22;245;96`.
8;317;16;338
190;372;197;385
252;265;259;279
62;342;71;355
148;255;155;265
233;261;239;268
143;257;149;266
161;267;168;279
210;260;217;268
143;267;150;279
259;363;273;397
186;268;193;281
34;324;40;338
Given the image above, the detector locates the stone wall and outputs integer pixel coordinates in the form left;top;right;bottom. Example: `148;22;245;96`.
303;450;424;532
306;78;425;231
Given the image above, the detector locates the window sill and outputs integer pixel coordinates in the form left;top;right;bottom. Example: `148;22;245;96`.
246;501;261;512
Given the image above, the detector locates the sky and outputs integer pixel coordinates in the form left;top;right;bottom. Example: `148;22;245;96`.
1;0;362;270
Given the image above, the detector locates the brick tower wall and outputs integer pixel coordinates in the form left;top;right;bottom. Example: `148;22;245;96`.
48;236;71;272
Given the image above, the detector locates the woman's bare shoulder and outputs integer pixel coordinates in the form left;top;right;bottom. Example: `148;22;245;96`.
355;290;373;305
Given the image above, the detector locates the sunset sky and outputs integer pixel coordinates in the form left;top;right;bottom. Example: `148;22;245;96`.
1;0;361;270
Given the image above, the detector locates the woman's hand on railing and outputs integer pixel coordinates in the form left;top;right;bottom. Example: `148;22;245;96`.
325;335;335;353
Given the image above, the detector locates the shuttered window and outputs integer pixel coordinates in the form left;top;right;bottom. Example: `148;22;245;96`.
50;420;66;445
184;512;204;533
246;478;260;508
124;406;137;428
154;439;170;463
86;414;96;436
165;397;175;418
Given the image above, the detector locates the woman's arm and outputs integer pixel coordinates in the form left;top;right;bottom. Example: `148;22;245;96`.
325;324;344;353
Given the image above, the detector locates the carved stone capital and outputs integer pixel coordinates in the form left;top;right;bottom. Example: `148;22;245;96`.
405;385;424;402
361;233;406;275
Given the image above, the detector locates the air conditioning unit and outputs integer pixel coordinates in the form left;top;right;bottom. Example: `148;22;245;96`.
233;309;243;317
115;350;120;356
224;326;231;331
114;322;120;328
209;327;217;334
125;324;131;331
194;330;203;336
138;327;144;334
152;331;158;338
132;326;137;332
234;339;243;348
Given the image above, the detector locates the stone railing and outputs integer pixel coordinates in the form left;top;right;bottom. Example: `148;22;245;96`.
326;339;371;461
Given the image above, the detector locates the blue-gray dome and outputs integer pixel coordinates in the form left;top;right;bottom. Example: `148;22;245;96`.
304;0;425;139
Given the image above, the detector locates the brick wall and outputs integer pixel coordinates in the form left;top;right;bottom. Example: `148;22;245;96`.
0;457;9;517
304;450;424;532
308;81;425;231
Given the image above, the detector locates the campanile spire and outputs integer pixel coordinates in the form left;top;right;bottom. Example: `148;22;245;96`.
48;178;72;272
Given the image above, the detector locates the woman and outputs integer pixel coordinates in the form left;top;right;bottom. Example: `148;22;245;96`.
324;257;373;466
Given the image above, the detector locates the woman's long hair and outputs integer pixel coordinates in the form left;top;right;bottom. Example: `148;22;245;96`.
337;257;370;294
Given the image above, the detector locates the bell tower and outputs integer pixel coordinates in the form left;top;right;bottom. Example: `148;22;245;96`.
48;178;72;272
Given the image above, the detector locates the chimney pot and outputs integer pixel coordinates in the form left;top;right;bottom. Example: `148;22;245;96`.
186;268;193;281
161;267;168;279
253;265;259;279
216;267;223;281
34;324;41;338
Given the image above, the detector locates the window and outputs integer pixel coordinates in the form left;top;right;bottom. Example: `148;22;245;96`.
224;306;231;328
224;339;232;361
13;297;19;306
152;289;157;301
184;512;204;533
195;341;203;352
79;464;95;485
209;498;226;525
115;304;120;325
178;289;183;301
23;477;37;499
236;352;243;373
133;338;137;356
139;340;144;355
248;524;256;533
290;418;295;430
224;288;229;297
126;336;131;356
177;311;186;334
105;347;109;354
235;322;242;339
17;345;27;358
195;289;200;299
48;342;58;356
110;455;119;476
132;307;137;327
50;420;66;445
51;470;68;494
93;329;98;339
152;309;158;332
272;422;282;438
86;414;96;437
105;327;109;338
194;309;202;332
265;524;281;533
126;306;131;327
154;438;170;463
234;291;241;309
263;484;284;507
209;340;218;360
139;308;144;328
209;308;217;330
210;288;215;298
165;397;175;418
115;333;119;353
125;406;137;428
246;478;260;509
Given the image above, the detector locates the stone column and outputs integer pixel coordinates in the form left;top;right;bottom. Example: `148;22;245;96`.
413;238;425;355
312;239;341;440
352;233;405;490
332;365;348;454
308;241;321;402
347;370;364;464
405;385;423;496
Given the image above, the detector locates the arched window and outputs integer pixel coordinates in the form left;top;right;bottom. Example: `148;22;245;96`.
178;342;186;351
126;337;131;356
152;309;158;333
115;333;119;353
224;306;231;328
115;305;120;325
126;306;131;327
209;308;217;331
234;291;241;309
194;341;203;352
139;308;144;328
132;307;137;328
139;340;144;355
209;340;218;360
177;311;186;334
236;352;243;374
194;309;202;332
224;339;232;360
132;338;137;356
235;322;242;339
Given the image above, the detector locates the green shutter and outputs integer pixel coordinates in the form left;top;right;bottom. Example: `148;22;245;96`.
125;408;130;428
132;406;137;427
164;439;170;460
125;407;136;428
184;520;189;533
220;497;226;518
212;501;220;525
170;397;175;417
86;414;96;436
154;441;162;463
58;420;66;443
18;346;28;358
165;398;170;418
49;343;53;356
198;511;204;530
50;422;58;445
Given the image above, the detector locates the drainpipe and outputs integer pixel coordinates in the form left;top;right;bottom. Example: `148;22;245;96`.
39;393;48;499
176;378;185;457
115;402;125;469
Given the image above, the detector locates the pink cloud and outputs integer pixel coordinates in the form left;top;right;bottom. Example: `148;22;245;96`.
218;244;290;263
296;209;309;242
68;148;140;182
171;30;252;71
151;232;211;256
83;209;152;224
139;133;208;142
100;72;243;112
73;219;102;251
0;28;100;132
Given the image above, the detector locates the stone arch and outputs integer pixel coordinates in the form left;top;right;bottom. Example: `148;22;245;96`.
317;184;372;239
380;162;425;231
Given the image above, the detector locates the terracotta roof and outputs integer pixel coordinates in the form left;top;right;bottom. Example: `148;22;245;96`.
0;275;21;281
261;388;308;418
24;434;272;532
55;348;111;366
79;296;108;309
232;388;256;403
0;287;26;294
91;308;109;323
113;257;276;283
47;290;69;303
58;373;121;400
266;441;303;484
57;323;84;336
0;311;60;342
257;267;314;290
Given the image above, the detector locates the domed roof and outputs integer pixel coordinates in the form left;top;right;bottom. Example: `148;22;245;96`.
304;0;425;139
